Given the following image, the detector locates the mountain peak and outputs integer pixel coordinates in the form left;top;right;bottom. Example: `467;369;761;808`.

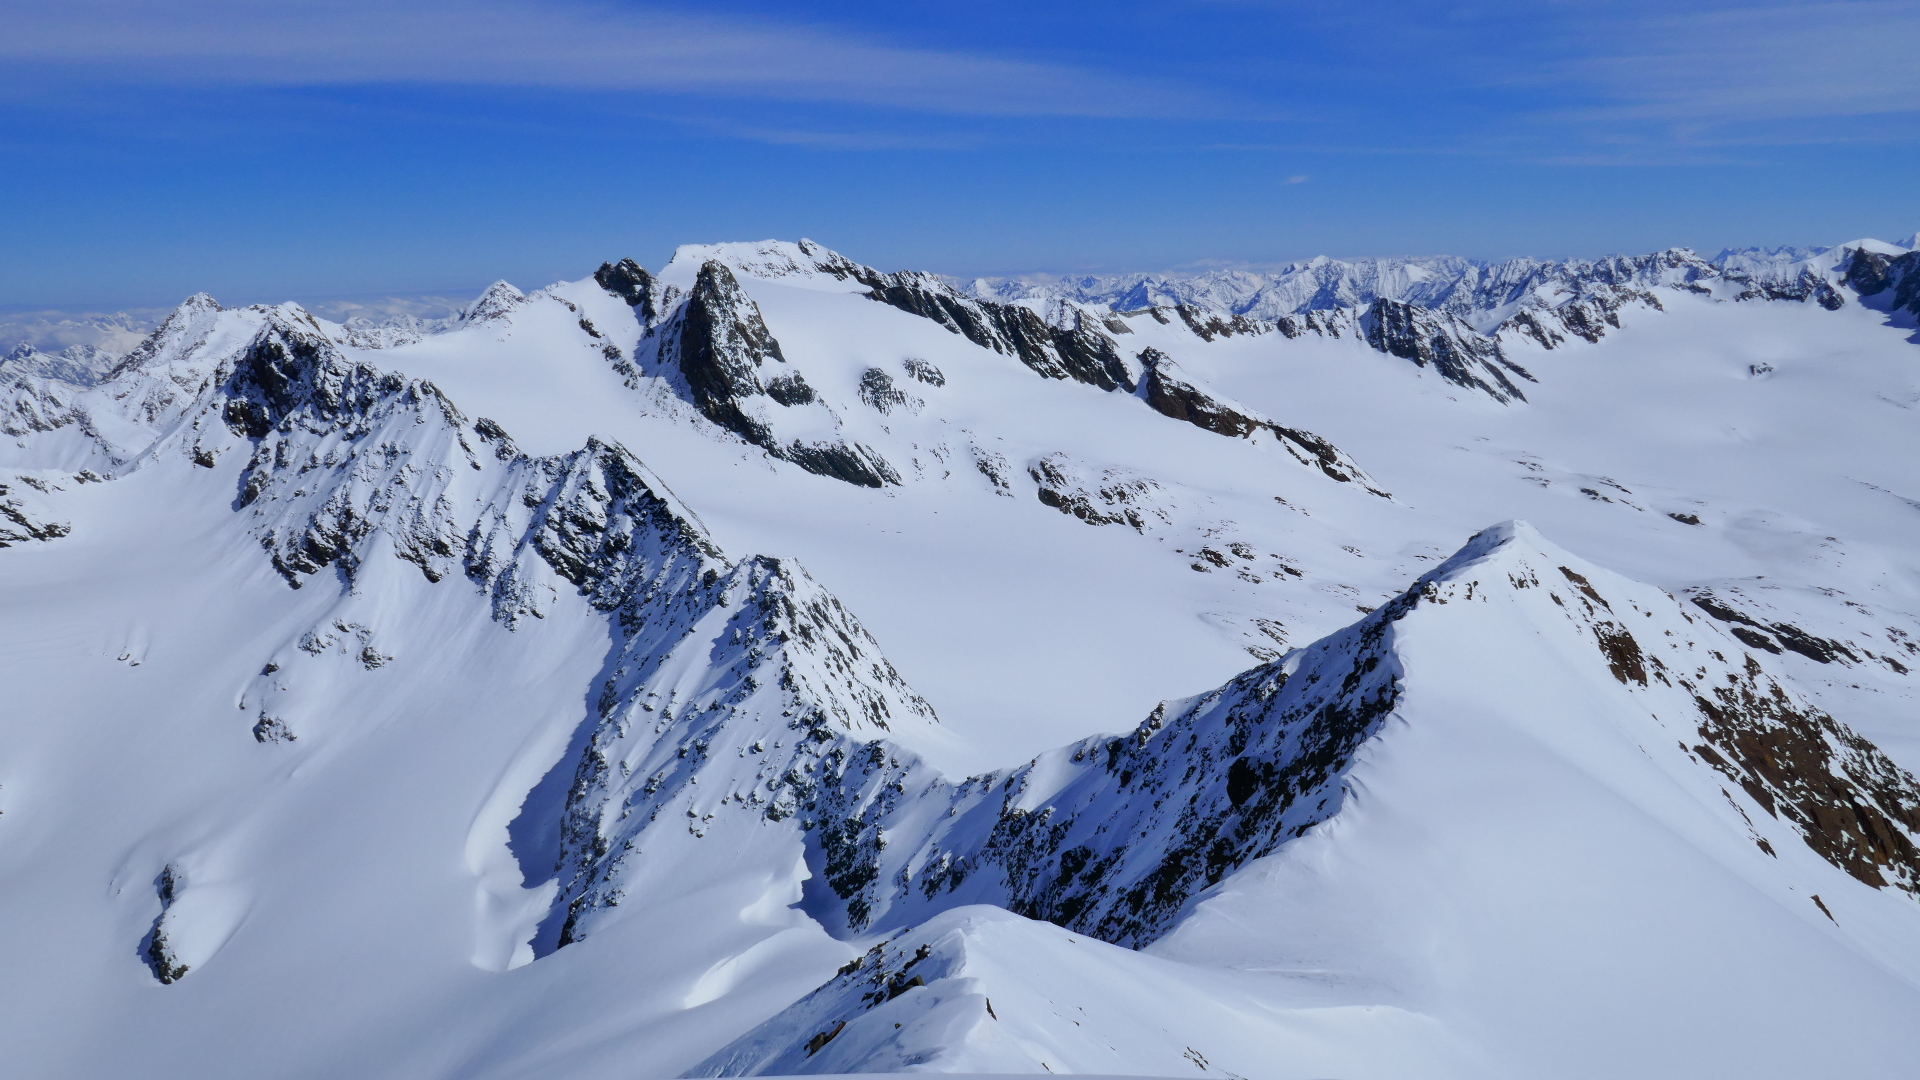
1426;517;1541;575
463;280;525;322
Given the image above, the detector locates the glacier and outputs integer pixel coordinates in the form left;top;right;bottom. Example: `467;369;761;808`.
2;233;1919;1079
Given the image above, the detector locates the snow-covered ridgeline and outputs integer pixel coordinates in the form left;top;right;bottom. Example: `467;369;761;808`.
963;236;1919;331
8;233;1910;408
594;246;1387;502
20;281;1916;972
640;260;904;487
0;289;953;966
663;240;1540;403
646;238;1917;422
559;508;1920;977
681;520;1920;1075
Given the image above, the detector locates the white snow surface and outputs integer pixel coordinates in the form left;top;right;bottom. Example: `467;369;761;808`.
2;235;1919;1079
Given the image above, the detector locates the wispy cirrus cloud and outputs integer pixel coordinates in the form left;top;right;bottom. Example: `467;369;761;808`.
1523;1;1920;141
0;0;1209;119
1194;1;1920;160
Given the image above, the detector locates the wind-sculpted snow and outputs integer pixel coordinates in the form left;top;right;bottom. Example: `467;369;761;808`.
14;287;1447;983
827;523;1919;940
687;904;1470;1078
847;577;1411;948
669;522;1920;1078
613;521;1920;1078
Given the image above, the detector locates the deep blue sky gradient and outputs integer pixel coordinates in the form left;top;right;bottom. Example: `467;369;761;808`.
4;0;1917;308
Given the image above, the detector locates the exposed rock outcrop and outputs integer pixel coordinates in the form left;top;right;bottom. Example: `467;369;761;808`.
658;261;900;488
595;258;679;326
1360;299;1535;403
0;472;77;546
19;291;1920;1002
1734;270;1846;310
554;520;1920;957
864;274;1135;392
462;281;525;323
1845;248;1920;317
1028;453;1172;532
1135;349;1388;495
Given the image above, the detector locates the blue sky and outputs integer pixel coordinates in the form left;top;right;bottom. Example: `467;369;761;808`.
3;0;1917;308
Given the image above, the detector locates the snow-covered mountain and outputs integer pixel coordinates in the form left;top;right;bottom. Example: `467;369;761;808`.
3;233;1920;1080
965;235;1917;334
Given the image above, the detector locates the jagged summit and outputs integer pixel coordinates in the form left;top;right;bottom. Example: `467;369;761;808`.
462;280;526;322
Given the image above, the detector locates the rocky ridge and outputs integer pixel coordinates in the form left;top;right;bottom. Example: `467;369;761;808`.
1133;347;1389;493
0;291;952;972
1845;248;1920;319
637;260;901;487
551;517;1920;964
589;243;1387;503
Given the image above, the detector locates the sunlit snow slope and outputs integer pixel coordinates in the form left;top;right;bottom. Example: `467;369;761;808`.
2;234;1919;1080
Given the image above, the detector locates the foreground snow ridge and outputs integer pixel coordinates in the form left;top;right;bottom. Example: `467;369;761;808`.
3;233;1920;1080
686;521;1920;1075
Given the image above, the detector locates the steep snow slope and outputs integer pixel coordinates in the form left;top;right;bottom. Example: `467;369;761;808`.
689;522;1920;1078
0;300;945;1078
366;246;1417;776
348;238;1920;776
692;905;1484;1078
3;232;1920;1080
1152;527;1920;1080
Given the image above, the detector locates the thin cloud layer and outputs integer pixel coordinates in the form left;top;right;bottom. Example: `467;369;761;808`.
0;0;1207;118
1538;2;1920;128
